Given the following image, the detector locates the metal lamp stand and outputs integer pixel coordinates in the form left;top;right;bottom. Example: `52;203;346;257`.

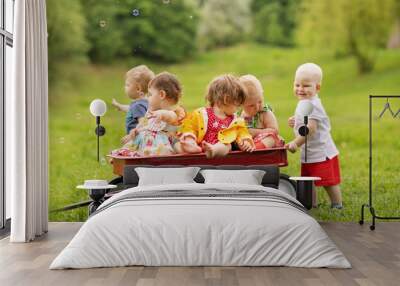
95;116;106;162
359;95;400;230
299;115;309;162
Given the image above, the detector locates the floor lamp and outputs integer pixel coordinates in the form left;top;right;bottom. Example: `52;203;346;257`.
290;100;319;209
89;99;107;162
296;100;314;162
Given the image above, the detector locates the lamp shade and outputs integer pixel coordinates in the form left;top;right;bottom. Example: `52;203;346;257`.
295;100;314;117
90;99;107;117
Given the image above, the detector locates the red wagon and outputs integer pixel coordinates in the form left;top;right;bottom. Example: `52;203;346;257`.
108;147;288;176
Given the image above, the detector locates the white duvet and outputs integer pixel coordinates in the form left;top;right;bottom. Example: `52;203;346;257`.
50;183;351;269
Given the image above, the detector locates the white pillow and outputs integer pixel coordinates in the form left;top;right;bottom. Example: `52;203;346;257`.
135;167;200;186
200;169;266;185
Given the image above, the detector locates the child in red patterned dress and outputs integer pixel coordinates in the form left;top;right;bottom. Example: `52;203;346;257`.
178;74;255;158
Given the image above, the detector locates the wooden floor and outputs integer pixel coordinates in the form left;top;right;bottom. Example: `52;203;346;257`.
0;222;399;286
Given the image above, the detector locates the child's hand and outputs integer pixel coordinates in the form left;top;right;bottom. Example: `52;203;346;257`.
112;98;122;111
146;110;157;119
239;139;255;152
288;116;295;128
147;110;164;121
285;141;298;153
121;128;137;145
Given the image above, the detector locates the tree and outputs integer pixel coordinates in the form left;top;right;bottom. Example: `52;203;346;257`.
116;0;199;62
47;0;89;83
297;0;396;73
80;0;127;63
387;0;400;48
197;0;252;50
252;0;298;47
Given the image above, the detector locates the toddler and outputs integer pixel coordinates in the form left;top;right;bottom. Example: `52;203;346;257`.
121;72;185;156
286;63;343;209
178;74;254;158
239;74;283;149
112;65;155;134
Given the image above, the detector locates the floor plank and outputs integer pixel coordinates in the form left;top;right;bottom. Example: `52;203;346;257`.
0;222;399;286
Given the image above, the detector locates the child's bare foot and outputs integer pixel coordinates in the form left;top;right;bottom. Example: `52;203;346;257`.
180;140;202;154
202;142;231;158
202;142;215;158
261;137;276;148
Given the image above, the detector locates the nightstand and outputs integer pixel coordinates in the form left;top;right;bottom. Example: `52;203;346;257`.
289;177;321;210
77;181;117;215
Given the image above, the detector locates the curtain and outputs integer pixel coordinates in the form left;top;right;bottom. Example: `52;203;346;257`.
9;0;48;242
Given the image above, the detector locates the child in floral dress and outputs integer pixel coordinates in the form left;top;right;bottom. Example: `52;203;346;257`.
120;72;185;156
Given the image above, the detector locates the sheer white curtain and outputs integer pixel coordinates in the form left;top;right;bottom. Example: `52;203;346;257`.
8;0;48;242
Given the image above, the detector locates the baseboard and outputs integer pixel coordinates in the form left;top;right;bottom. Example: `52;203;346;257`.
0;218;11;239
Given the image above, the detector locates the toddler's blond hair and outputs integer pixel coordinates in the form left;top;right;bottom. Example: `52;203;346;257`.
295;63;323;84
239;74;263;99
126;65;155;93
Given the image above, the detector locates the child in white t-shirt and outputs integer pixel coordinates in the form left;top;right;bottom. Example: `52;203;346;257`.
286;63;343;209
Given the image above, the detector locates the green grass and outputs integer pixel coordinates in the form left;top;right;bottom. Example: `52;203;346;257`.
49;43;400;222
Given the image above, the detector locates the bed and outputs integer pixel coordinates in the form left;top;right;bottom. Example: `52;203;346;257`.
50;165;351;269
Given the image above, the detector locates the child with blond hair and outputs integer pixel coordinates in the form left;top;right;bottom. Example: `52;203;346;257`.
286;63;343;209
239;74;282;149
112;65;155;134
178;74;254;158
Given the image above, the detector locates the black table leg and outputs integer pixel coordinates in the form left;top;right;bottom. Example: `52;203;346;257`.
88;188;107;215
296;180;313;210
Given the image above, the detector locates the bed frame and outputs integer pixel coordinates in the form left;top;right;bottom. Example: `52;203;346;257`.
121;164;281;189
105;147;313;210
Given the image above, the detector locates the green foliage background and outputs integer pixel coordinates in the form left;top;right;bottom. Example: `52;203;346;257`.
197;0;252;50
47;1;400;222
296;0;397;72
252;0;298;46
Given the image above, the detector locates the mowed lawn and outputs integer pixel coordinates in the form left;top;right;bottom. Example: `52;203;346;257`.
49;43;400;222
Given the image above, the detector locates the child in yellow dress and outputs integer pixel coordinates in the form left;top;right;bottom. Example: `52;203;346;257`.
178;74;254;158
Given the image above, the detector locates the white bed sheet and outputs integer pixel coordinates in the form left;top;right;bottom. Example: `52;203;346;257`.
50;183;350;269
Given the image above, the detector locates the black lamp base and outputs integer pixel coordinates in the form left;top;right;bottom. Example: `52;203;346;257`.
95;125;106;136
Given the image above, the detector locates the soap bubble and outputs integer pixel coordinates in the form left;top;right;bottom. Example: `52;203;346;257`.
99;20;107;28
189;15;193;19
100;157;107;166
132;9;140;17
